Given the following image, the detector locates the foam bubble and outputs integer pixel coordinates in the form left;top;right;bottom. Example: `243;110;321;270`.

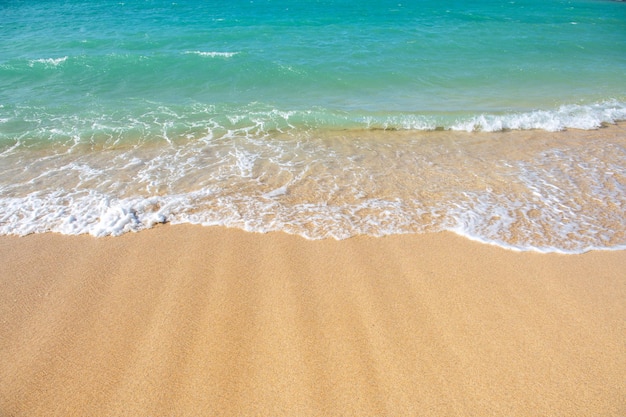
1;101;625;253
361;114;438;130
0;191;170;237
184;51;239;58
4;100;625;152
28;57;68;67
451;100;626;132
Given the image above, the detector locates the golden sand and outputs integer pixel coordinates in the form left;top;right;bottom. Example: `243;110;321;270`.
1;225;625;416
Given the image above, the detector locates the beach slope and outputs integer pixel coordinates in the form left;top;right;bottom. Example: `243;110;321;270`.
1;225;625;416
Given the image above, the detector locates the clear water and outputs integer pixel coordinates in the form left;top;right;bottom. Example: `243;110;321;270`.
1;0;625;252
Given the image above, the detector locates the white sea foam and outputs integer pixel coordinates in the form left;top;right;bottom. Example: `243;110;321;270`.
3;101;625;152
362;114;438;130
3;179;622;253
450;100;626;132
1;101;625;253
1;135;624;254
28;56;68;67
0;191;168;237
184;51;239;58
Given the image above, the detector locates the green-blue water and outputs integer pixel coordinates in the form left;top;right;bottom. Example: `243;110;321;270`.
1;0;625;252
2;0;625;137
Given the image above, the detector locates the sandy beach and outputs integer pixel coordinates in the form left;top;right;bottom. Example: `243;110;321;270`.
0;225;624;416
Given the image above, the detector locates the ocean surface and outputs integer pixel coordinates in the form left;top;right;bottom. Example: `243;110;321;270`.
1;0;625;253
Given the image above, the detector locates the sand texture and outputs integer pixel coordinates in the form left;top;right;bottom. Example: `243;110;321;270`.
1;225;625;416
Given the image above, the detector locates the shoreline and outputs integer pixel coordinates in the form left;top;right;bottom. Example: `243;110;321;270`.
2;122;625;251
1;225;625;416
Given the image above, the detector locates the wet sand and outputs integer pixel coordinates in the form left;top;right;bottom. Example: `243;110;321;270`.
1;225;625;416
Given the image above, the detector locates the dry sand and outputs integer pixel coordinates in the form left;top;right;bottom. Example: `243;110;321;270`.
0;225;624;416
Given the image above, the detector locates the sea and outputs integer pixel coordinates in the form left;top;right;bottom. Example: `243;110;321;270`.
1;0;625;253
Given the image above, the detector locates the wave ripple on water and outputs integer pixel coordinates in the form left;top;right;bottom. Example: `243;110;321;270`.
1;122;625;254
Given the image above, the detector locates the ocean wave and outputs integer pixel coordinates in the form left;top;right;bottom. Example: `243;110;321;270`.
27;57;68;67
1;121;624;253
183;51;239;58
2;100;625;149
1;183;623;254
450;101;626;132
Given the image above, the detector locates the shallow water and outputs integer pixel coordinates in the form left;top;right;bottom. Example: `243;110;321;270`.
1;0;625;252
1;123;625;253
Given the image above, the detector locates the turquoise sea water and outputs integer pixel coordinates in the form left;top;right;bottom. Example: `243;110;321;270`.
1;0;625;252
